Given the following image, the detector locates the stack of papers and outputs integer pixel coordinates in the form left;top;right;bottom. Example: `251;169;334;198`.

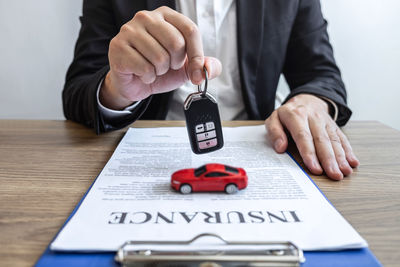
50;126;367;252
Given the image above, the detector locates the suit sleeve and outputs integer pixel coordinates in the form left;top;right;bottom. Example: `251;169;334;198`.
282;0;351;126
62;0;151;134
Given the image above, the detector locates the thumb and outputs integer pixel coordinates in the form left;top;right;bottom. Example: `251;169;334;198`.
265;111;288;153
204;57;222;80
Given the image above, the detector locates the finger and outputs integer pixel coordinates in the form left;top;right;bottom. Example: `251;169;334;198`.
159;7;204;84
278;107;323;175
110;38;156;84
148;58;190;94
144;19;186;70
123;27;171;76
326;124;353;176
309;118;343;180
337;130;360;168
150;56;221;94
265;111;288;153
204;57;222;80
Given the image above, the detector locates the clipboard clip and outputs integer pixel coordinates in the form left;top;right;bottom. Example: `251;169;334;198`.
115;233;305;267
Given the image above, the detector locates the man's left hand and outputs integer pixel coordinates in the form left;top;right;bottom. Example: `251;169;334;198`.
265;94;359;180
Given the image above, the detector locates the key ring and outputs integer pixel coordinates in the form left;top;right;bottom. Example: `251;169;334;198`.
197;66;208;96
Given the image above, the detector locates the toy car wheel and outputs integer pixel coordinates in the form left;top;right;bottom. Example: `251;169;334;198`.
225;184;238;194
180;184;192;194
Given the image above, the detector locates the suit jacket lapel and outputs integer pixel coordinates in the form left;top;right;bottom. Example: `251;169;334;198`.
237;0;265;118
146;0;176;11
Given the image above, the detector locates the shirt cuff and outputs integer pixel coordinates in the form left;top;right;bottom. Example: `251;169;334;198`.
319;96;339;122
96;78;141;120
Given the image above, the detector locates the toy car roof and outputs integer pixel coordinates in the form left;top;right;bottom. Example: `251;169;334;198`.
194;163;239;177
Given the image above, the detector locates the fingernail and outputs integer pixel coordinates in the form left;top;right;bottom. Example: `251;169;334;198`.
352;156;360;165
331;165;343;180
192;70;202;83
313;159;322;172
274;139;283;151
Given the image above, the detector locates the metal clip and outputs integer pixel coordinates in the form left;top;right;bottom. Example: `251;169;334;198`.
115;233;305;267
197;66;209;96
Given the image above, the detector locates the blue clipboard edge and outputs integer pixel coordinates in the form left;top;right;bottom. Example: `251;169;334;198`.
35;141;382;266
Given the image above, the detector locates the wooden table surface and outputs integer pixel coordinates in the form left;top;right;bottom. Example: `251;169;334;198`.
0;120;399;267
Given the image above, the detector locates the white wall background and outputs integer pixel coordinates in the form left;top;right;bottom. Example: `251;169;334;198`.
0;1;81;119
0;0;399;130
322;0;400;129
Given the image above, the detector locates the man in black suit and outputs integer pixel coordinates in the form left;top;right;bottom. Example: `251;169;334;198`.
63;0;359;180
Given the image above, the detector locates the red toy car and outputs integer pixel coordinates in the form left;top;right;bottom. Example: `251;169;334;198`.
171;164;248;194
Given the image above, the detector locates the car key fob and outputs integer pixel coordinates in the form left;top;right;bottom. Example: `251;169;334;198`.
183;68;224;154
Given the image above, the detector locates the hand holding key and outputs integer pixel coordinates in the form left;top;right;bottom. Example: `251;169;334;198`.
99;6;222;110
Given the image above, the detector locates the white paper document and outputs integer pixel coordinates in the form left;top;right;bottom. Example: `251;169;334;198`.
51;125;367;251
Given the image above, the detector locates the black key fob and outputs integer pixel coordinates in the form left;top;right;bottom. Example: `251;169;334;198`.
184;91;224;154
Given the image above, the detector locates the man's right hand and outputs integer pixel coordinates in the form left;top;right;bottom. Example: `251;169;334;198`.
100;6;222;110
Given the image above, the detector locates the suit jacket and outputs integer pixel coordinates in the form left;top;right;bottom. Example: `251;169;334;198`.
63;0;352;134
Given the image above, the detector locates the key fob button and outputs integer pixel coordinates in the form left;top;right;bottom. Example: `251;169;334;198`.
195;124;205;133
196;130;216;142
205;122;215;131
198;138;218;149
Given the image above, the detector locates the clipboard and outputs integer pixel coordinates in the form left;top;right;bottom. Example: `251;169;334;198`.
34;154;382;267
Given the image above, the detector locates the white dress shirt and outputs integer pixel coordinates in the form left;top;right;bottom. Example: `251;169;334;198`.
97;0;338;121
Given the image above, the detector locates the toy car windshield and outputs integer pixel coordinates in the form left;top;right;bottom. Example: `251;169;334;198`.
194;165;207;177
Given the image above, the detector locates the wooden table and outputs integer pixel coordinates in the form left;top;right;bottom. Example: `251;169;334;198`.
0;120;399;267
